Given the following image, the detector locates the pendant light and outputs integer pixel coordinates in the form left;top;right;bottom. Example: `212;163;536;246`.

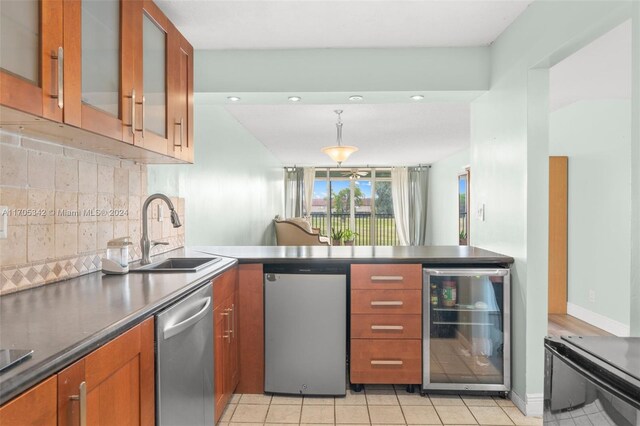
321;110;358;166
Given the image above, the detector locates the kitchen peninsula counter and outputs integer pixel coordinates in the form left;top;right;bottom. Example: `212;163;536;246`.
0;245;512;406
192;245;514;265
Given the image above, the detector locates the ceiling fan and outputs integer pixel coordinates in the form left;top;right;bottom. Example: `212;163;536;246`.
342;169;369;180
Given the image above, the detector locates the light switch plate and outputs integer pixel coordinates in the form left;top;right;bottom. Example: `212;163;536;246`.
477;203;485;222
0;206;7;239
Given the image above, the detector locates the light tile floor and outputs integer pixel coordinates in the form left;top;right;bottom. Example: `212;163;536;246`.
218;385;542;425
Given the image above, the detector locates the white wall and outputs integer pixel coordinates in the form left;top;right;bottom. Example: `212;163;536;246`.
148;96;284;245
549;100;631;335
470;0;633;414
427;148;469;245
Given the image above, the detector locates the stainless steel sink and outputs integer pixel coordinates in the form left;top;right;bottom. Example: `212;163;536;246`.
130;257;221;273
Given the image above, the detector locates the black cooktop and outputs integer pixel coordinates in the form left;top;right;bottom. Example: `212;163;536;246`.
562;336;640;382
0;349;33;373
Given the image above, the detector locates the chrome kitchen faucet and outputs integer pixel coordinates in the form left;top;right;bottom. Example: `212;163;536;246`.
141;193;182;265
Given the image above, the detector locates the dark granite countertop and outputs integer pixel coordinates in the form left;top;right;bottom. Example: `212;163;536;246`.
0;244;511;405
191;245;514;265
0;248;237;405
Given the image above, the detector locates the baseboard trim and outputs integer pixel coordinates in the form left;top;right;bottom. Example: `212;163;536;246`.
566;302;630;336
510;390;543;417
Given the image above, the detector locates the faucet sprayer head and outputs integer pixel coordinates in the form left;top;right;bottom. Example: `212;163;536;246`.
170;209;182;228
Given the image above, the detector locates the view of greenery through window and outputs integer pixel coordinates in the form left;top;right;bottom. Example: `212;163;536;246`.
309;169;399;245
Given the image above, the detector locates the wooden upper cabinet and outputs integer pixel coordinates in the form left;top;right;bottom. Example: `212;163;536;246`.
168;26;194;163
130;0;170;155
0;0;194;162
0;376;57;426
61;0;134;142
0;0;63;121
58;317;155;426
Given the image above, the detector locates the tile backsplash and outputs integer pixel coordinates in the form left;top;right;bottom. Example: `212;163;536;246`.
0;130;185;295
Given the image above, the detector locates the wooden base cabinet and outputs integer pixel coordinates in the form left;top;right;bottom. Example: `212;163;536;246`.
57;317;155;426
214;267;240;423
350;264;422;386
0;376;57;426
0;318;154;426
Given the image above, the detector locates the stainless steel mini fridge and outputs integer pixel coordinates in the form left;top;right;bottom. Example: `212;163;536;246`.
423;268;510;394
264;264;347;396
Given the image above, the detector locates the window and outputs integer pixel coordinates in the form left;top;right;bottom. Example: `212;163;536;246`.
310;168;399;246
458;169;470;245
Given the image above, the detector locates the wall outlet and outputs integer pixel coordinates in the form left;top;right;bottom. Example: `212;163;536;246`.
0;206;7;239
588;290;596;303
157;204;163;222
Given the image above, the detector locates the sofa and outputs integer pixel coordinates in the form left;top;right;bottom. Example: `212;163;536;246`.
274;217;330;246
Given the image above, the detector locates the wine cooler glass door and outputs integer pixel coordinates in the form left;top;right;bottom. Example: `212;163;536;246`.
423;268;510;392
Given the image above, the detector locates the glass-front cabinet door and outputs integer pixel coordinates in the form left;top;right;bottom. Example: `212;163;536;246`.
133;0;169;155
169;29;194;162
62;0;134;142
423;268;510;393
0;0;63;121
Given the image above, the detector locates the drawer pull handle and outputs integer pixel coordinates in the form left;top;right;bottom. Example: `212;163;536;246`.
371;360;403;365
371;325;404;330
371;301;403;306
371;275;404;282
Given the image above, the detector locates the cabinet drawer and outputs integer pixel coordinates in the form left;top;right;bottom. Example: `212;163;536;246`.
351;314;421;339
351;264;422;290
351;290;421;314
350;339;421;384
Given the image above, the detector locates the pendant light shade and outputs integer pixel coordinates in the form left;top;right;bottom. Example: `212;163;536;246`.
321;110;358;166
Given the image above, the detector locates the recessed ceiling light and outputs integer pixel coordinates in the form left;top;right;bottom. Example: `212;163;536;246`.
348;95;363;101
410;95;424;101
288;96;302;102
227;96;241;102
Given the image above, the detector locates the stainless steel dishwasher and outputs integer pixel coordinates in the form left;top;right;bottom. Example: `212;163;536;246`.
156;283;214;425
264;264;347;396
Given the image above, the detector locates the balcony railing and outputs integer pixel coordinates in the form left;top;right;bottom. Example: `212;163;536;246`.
310;213;399;246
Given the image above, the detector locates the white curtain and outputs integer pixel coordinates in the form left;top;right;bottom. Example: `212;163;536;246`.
284;168;304;218
391;167;411;245
303;167;315;217
409;166;429;245
392;166;430;246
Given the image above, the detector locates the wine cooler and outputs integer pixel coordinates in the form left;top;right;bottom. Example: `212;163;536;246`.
423;268;510;394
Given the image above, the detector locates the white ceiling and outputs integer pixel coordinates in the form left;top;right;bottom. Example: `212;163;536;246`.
156;0;533;50
550;20;631;112
225;103;470;166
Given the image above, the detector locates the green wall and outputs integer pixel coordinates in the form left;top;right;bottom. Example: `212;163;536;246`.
470;0;633;412
196;47;490;94
148;96;284;245
426;148;469;245
550;100;631;331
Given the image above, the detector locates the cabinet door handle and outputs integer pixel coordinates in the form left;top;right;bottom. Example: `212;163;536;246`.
371;325;404;330
135;95;145;138
174;118;184;150
370;301;403;306
51;47;63;109
370;275;403;282
370;360;403;365
125;89;136;136
69;381;87;426
231;303;235;338
221;311;231;342
225;306;233;337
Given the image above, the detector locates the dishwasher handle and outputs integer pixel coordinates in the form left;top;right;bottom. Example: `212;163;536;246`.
163;297;211;339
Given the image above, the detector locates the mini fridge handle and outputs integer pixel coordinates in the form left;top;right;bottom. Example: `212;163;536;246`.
426;269;509;277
